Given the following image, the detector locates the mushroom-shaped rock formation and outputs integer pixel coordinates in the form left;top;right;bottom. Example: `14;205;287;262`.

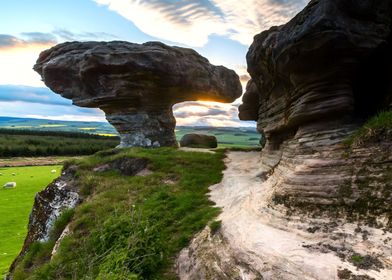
34;41;242;148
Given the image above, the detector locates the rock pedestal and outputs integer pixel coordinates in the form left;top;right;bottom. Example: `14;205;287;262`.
105;106;176;148
34;41;242;147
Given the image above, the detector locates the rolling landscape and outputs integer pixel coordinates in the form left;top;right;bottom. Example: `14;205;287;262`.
1;0;392;279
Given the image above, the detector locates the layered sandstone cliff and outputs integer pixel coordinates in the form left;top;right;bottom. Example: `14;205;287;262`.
179;0;392;279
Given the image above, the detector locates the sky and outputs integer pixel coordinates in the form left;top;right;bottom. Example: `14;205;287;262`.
0;0;307;127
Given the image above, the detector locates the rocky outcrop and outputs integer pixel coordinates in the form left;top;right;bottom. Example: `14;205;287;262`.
178;0;392;279
238;0;392;211
179;134;218;148
8;165;81;275
178;151;392;279
34;41;242;148
93;157;150;176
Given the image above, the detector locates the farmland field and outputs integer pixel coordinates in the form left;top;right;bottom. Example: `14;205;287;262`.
0;165;61;277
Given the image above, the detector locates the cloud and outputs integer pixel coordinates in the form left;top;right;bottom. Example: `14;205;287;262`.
0;33;56;49
94;0;308;46
0;29;118;50
52;28;117;41
0;85;71;106
20;32;58;44
174;108;226;118
173;100;254;127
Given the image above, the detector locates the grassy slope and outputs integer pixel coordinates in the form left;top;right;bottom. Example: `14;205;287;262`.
0;165;62;276
13;148;225;279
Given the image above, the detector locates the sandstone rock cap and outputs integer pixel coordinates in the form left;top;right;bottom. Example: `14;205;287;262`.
34;41;242;147
34;41;242;108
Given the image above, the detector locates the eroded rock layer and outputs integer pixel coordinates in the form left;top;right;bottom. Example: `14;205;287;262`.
34;41;242;147
239;0;392;211
177;0;392;278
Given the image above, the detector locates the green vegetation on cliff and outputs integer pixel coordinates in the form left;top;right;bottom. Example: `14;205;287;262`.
345;110;392;147
12;148;225;279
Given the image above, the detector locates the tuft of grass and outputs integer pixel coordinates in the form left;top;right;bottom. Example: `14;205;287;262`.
350;254;364;264
12;147;225;279
345;110;392;147
49;209;74;241
209;220;222;235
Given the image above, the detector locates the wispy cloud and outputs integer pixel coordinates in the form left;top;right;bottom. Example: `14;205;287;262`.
0;33;56;49
0;85;71;106
52;28;117;41
94;0;308;46
0;29;117;50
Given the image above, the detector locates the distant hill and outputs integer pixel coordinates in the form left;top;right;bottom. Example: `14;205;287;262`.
0;116;260;147
0;116;117;136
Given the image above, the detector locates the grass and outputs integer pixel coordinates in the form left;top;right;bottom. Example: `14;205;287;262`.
345;110;392;147
12;147;225;279
0;165;61;277
209;220;222;234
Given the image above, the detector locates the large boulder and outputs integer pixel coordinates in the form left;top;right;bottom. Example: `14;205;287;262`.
180;134;217;148
34;41;242;148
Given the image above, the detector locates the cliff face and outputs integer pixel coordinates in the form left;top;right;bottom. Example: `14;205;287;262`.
239;0;392;218
178;0;392;279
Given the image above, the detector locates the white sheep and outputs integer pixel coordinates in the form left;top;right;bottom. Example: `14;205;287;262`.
51;170;57;174
3;182;16;188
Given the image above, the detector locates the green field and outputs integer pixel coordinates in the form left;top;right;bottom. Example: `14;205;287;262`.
0;165;61;277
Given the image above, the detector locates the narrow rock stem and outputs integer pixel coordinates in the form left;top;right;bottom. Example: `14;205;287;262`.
105;106;178;148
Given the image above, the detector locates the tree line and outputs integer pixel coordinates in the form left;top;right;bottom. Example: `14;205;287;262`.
0;129;119;157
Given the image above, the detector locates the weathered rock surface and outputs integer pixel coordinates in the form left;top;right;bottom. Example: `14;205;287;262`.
8;165;81;275
241;0;392;139
178;0;392;279
179;133;218;148
34;41;242;148
238;0;392;211
178;152;392;279
93;157;149;176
